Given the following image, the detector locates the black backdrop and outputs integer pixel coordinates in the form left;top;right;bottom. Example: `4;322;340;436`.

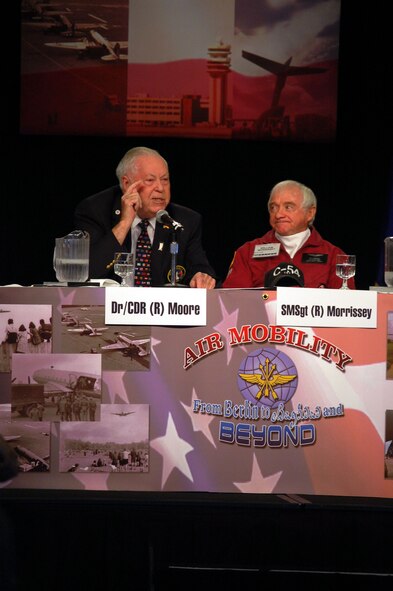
2;2;392;290
1;7;393;589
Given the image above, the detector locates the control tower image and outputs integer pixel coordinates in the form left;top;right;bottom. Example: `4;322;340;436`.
207;41;231;126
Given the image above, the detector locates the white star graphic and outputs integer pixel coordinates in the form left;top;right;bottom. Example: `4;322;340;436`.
181;388;216;448
214;296;247;364
234;454;282;493
103;372;128;403
150;336;161;364
150;412;194;488
72;472;110;490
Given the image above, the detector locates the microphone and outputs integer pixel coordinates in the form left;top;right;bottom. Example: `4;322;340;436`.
156;210;184;231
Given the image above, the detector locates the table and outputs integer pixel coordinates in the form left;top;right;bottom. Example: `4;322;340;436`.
1;286;393;498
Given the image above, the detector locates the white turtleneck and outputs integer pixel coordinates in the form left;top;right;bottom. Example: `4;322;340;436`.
275;228;311;259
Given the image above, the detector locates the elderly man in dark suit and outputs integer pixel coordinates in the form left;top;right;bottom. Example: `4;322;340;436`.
74;146;216;288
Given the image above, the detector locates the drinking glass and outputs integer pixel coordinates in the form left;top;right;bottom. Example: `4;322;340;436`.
336;254;356;289
114;253;134;287
384;237;393;287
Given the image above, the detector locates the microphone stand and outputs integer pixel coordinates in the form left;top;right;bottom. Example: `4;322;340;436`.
166;228;188;287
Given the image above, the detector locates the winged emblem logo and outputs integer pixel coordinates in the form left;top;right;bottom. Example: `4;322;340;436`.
239;357;296;401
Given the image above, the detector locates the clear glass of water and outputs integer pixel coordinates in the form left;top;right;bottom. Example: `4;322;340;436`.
384;237;393;287
336;254;356;289
114;252;134;286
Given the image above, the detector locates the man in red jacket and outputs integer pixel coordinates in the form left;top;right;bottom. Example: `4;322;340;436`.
222;180;355;289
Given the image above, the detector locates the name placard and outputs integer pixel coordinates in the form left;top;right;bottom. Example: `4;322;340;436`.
276;287;377;328
105;287;206;326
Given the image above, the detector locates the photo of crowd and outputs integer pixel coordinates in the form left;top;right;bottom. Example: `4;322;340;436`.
0;304;52;372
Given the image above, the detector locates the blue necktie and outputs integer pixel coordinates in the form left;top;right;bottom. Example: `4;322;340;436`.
134;219;152;286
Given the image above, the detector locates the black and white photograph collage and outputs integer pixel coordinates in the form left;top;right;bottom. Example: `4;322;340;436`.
0;303;150;474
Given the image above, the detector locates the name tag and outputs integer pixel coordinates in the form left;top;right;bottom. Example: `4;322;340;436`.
302;253;328;264
276;287;377;328
105;287;207;326
253;243;280;258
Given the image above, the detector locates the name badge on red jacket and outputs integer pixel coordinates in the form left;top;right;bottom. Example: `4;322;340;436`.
253;243;280;258
301;253;328;264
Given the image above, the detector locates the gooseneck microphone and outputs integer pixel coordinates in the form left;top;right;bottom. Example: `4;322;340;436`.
156;210;184;231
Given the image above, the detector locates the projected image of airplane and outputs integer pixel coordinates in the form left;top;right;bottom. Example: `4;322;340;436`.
45;29;128;61
23;12;110;37
67;323;108;337
22;0;72;20
242;50;328;109
111;410;135;417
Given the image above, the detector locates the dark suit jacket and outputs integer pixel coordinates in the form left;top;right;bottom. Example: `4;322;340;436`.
74;185;216;286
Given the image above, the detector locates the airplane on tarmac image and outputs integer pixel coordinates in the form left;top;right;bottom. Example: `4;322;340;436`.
61;313;81;326
2;431;50;471
67;323;108;336
1;422;49;471
22;0;72;20
45;29;128;61
22;12;109;37
15;445;50;472
101;334;150;357
61;311;92;326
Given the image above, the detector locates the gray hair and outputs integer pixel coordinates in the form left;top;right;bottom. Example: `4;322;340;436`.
268;180;317;225
115;147;168;186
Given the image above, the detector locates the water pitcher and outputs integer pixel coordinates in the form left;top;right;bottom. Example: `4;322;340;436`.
54;230;90;283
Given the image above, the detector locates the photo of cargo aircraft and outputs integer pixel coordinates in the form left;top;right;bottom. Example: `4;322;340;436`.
111;410;135;417
31;367;101;397
100;333;150;369
67;323;108;337
45;29;128;61
59;305;151;371
101;334;150;357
